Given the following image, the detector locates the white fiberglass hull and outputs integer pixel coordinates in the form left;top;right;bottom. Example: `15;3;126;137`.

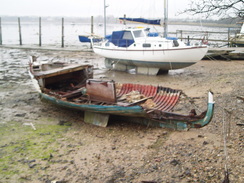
93;45;208;70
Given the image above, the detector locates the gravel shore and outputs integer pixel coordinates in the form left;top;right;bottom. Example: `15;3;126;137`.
0;47;243;183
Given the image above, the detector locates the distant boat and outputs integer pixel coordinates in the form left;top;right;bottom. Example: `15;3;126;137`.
79;34;111;43
78;35;102;43
119;17;161;25
230;23;244;47
28;56;214;130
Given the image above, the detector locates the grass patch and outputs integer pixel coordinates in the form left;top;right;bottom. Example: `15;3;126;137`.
0;121;70;181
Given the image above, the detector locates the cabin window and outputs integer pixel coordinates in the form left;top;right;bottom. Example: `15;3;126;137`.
133;30;144;38
122;31;133;40
105;42;110;46
159;44;162;47
143;43;151;47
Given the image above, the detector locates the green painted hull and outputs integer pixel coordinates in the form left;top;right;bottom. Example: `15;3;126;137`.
39;92;214;130
40;92;145;117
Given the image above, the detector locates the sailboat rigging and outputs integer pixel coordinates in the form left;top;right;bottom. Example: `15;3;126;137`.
103;0;109;37
163;0;168;37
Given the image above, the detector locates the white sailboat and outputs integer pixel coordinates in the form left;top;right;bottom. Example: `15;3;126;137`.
91;0;208;75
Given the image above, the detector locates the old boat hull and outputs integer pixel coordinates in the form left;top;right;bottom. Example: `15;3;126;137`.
39;92;145;117
29;56;214;130
38;91;214;130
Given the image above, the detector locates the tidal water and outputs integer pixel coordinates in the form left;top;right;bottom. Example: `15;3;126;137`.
0;18;237;47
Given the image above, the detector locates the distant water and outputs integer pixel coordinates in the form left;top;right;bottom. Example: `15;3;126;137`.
0;20;237;47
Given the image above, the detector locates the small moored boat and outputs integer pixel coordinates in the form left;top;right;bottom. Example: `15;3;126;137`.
230;23;244;47
78;35;102;43
28;56;214;130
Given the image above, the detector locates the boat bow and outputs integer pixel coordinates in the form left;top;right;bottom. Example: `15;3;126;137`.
146;91;214;130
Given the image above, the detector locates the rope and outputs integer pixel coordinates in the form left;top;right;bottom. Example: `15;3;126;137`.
103;58;123;75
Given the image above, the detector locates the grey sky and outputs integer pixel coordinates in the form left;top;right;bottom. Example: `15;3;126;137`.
0;0;195;19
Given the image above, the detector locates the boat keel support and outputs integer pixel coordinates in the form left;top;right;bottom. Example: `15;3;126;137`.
136;67;160;75
84;111;109;127
113;63;128;71
105;58;113;69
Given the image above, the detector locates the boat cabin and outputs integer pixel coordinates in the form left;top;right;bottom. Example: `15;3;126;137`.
105;28;180;48
31;61;93;91
109;28;147;47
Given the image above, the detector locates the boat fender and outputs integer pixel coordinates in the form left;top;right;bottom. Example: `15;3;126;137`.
173;40;179;47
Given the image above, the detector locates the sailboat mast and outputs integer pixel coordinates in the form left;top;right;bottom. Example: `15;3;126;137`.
164;0;168;38
104;0;107;37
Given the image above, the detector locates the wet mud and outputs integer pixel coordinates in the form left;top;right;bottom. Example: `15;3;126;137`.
0;48;243;183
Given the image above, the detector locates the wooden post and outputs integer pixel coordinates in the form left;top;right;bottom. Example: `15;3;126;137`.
61;17;64;47
39;17;42;46
18;17;22;45
163;0;168;38
91;16;94;35
0;17;2;45
227;28;230;47
104;0;106;37
90;16;94;48
123;14;126;25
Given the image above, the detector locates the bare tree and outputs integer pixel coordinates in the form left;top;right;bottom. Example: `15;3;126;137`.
181;0;244;19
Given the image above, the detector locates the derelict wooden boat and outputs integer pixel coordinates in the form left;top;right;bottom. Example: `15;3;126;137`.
28;56;214;130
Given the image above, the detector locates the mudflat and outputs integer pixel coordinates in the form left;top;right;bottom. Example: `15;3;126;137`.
0;48;243;183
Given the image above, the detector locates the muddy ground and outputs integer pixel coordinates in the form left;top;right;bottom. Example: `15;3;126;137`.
0;47;243;183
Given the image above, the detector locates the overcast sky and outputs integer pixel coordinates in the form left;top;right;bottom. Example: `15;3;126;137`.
0;0;195;19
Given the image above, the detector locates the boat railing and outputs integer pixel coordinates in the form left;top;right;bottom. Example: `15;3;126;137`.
167;28;241;47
